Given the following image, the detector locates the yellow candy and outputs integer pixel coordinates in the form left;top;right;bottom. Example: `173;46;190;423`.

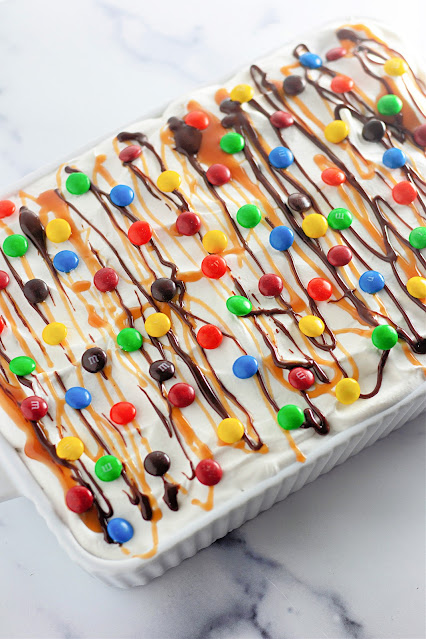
383;57;407;76
299;315;325;337
157;170;181;192
302;213;328;238
335;378;361;405
56;436;84;461
406;276;426;299
230;84;254;103
324;120;349;144
42;322;67;345
217;417;245;444
46;218;72;243
144;312;171;337
202;230;228;253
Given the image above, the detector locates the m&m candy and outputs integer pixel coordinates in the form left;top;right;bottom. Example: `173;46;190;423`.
201;254;227;279
151;278;176;302
302;213;328;238
371;324;398;350
269;146;294;169
110;184;134;207
66;172;90;195
144;451;171;476
195;459;223;486
321;167;346;186
362;119;386;142
20;396;48;421
95;454;123;481
327;207;353;230
9;356;36;376
270;111;294;128
217;417;244;443
42;322;67;345
157;170;181;192
107;519;134;543
56;437;84;461
288;193;312;213
176;211;201;236
144;313;171;338
298;315;325;337
206;164;231;186
197;324;223;349
330;75;354;93
307;278;332;301
168;383;195;408
94;267;119;292
202;230;228;253
128;220;153;245
119;145;142;163
406;276;426;298
288;367;315;390
220;132;245;154
335;378;361;404
327;245;352;266
53;250;79;273
66;486;94;513
184;111;209;130
382;148;406;169
258;273;283;297
409;227;426;249
299;52;322;69
65;387;92;410
110;402;136;425
359;270;385;294
149;360;175;383
46;218;72;243
269;225;294;251
413;124;426;147
3;234;28;257
236;204;262;228
232;355;258;379
0;200;16;218
383;57;407;76
277;404;304;430
324;120;349;143
23;279;49;303
377;94;403;116
230;84;254;103
226;295;252;316
283;75;306;95
392;181;417;205
326;47;347;61
117;327;143;351
81;347;107;373
0;271;10;289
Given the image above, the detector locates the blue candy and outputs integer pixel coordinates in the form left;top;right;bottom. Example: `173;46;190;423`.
269;225;294;251
382;148;407;169
65;387;92;409
53;250;79;273
232;355;259;379
110;184;135;207
107;518;134;543
269;146;294;169
359;270;385;294
299;52;322;69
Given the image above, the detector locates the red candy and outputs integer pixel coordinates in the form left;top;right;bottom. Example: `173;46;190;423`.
0;317;4;334
321;167;346;186
392;181;417;205
20;396;49;421
119;145;142;163
184;111;210;130
0;271;9;290
128;220;153;245
258;273;284;297
168;383;195;408
201;254;227;279
327;245;352;267
288;367;315;390
94;267;119;292
66;486;94;513
176;211;201;236
307;277;333;301
110;402;136;425
413;124;426;147
195;459;223;486
197;324;223;349
0;200;16;219
330;75;354;93
326;47;347;61
270;111;294;128
206;164;231;186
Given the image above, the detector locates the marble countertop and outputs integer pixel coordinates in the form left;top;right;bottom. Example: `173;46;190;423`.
0;1;425;637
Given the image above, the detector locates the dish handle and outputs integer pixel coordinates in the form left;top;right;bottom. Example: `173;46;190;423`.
0;463;19;502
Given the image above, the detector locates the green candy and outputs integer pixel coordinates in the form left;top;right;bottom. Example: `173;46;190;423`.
277;404;305;430
220;132;245;154
117;327;143;352
3;234;28;257
371;324;398;350
236;204;262;228
226;295;252;316
377;94;403;116
9;356;36;376
409;227;426;249
95;455;123;482
327;207;353;230
66;172;91;195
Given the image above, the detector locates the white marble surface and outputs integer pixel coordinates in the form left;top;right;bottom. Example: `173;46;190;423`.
0;0;425;637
